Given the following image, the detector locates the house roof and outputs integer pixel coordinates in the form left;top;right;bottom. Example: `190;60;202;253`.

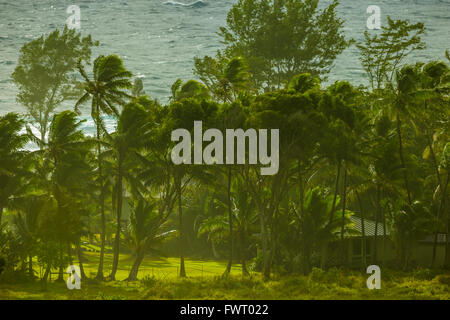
347;216;389;237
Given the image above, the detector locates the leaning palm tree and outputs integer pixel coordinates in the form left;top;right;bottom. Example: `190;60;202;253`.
220;56;251;103
75;55;133;280
123;197;176;281
194;55;253;102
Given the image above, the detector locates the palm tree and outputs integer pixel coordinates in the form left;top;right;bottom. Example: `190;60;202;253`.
219;57;252;103
295;187;351;274
391;64;424;206
0;113;28;227
231;177;257;276
412;61;449;266
75;55;132;280
166;89;218;277
214;103;246;276
123;198;175;281
27;110;92;280
11;195;46;277
103;102;148;280
194;56;253;102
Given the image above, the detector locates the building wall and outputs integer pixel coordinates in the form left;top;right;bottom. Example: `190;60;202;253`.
347;237;447;268
411;243;446;268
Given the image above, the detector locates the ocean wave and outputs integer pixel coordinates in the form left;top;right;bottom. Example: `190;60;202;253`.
163;1;208;9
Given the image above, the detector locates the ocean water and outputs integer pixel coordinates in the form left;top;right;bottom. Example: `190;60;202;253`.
0;0;449;133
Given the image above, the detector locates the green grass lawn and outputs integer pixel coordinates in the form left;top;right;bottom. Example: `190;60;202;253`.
0;252;449;300
80;251;243;280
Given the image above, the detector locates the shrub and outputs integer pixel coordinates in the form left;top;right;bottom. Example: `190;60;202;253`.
0;269;31;284
249;254;263;272
141;275;159;288
212;276;243;290
308;267;326;283
434;275;450;286
413;268;439;281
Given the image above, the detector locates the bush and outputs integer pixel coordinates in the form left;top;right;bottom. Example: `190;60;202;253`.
413;268;440;281
249;254;263;272
0;269;31;284
141;275;159;288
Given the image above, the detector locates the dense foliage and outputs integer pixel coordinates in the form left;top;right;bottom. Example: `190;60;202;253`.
0;1;449;286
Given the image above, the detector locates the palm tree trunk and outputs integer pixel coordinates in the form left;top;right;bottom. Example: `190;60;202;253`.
340;165;348;267
28;255;33;277
224;168;233;276
320;243;328;269
356;189;367;269
321;162;341;269
57;242;64;282
396;114;412;206
177;175;186;278
328;161;341;226
67;242;73;266
374;185;381;264
127;249;145;281
428;135;443;267
302;243;312;275
442;171;450;268
41;265;51;290
76;242;87;280
298;162;305;217
211;240;219;259
110;161;123;280
95;123;106;281
446;208;450;268
240;234;249;277
382;200;387;264
242;259;249;276
270;207;279;273
260;209;271;280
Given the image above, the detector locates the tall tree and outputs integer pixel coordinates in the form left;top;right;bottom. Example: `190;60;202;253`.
75;55;133;280
27;111;91;280
12;28;97;145
215;0;350;89
357;17;425;90
105;102;149;280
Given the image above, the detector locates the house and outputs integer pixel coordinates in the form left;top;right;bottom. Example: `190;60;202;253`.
331;216;448;268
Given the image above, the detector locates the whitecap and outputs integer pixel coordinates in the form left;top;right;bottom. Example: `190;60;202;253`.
163;1;208;9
